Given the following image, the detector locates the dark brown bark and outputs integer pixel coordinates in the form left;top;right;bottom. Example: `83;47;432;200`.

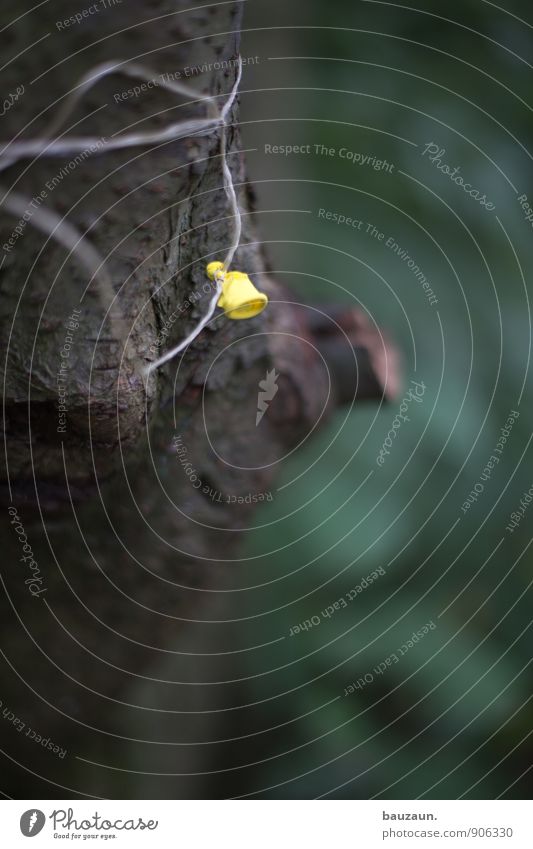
0;0;395;798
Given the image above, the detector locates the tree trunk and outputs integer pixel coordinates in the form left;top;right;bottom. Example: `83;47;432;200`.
0;0;394;799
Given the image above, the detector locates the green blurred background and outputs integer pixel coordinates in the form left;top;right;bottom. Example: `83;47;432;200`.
211;0;533;798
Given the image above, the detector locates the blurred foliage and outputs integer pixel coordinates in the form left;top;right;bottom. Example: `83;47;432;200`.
219;0;533;798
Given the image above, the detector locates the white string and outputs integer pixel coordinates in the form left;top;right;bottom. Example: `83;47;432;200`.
0;57;244;374
143;271;224;375
0;187;117;309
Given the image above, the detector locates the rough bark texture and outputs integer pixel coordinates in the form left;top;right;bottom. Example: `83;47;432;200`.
0;0;394;798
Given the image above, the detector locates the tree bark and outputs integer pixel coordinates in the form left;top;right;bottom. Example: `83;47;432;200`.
0;0;395;798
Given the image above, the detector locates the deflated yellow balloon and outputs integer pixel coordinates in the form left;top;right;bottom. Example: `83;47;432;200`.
206;261;268;320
